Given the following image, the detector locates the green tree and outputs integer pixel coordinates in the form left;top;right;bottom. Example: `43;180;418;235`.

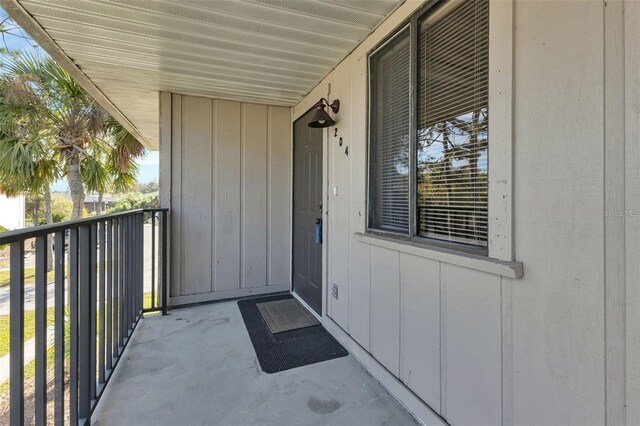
0;135;60;269
50;194;73;223
107;192;158;214
137;180;159;194
0;53;144;219
82;118;143;215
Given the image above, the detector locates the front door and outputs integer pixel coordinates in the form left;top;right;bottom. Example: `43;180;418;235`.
292;109;323;315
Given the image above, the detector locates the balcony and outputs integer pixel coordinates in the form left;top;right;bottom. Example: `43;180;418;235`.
93;300;415;426
0;209;415;425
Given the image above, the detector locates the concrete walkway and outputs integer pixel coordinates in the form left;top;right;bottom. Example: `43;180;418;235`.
94;300;417;426
0;324;55;382
0;281;56;316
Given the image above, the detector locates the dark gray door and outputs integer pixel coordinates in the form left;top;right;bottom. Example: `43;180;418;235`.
292;110;323;315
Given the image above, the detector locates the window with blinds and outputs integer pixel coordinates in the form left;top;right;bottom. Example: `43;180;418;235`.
369;28;411;232
367;0;489;251
417;0;489;246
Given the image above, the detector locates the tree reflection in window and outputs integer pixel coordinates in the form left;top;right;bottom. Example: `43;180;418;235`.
417;0;489;246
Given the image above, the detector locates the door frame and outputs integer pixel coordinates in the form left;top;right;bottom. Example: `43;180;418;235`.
290;106;325;320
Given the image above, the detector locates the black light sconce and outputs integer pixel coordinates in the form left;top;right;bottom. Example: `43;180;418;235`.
308;98;340;128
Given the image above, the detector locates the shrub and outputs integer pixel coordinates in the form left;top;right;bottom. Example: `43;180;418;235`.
51;195;73;222
107;192;159;214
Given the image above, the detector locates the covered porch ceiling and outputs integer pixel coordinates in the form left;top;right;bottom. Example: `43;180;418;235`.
0;0;404;148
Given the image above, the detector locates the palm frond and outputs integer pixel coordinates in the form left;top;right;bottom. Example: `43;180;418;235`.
106;117;145;172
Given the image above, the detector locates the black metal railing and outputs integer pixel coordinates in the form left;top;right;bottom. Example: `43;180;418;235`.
0;208;169;425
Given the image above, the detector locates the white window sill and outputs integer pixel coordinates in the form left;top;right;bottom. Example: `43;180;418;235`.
354;232;523;279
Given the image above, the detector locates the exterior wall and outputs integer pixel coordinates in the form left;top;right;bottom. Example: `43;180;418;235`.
160;93;291;305
0;194;25;230
625;1;640;423
292;0;637;425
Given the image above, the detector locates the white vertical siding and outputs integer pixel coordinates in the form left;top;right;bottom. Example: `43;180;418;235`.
328;59;352;328
268;106;293;286
288;0;635;424
625;0;640;423
512;1;605;423
443;265;501;425
164;94;291;304
214;100;241;292
347;53;372;351
399;253;440;410
370;246;401;377
241;104;269;289
181;96;213;296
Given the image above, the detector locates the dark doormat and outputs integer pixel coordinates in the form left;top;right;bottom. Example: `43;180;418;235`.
257;298;320;334
238;294;348;374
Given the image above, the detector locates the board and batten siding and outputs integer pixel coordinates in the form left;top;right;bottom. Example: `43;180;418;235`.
161;93;291;305
626;0;640;423
292;0;638;425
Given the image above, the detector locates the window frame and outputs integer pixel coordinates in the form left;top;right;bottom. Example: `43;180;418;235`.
366;0;491;257
367;24;412;235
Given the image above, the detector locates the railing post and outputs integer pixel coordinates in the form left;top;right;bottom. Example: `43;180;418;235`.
113;218;120;358
34;235;47;426
126;216;131;335
69;228;79;426
161;209;168;315
139;214;144;316
90;223;97;402
99;221;106;387
127;216;132;333
119;217;125;349
135;215;139;316
151;212;156;309
106;219;113;371
54;231;65;425
78;225;92;423
9;241;24;426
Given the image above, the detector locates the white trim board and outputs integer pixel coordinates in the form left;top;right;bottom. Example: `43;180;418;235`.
354;233;523;279
168;283;290;307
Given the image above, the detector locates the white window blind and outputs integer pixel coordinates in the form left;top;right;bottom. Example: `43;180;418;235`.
417;0;489;246
369;29;411;232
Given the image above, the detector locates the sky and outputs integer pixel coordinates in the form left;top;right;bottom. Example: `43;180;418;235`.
0;8;160;192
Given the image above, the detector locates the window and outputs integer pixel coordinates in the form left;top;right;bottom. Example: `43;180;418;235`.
368;0;489;252
368;28;411;232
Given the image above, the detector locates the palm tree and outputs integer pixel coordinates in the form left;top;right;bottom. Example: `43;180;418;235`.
0;134;61;269
82;122;143;215
0;53;144;219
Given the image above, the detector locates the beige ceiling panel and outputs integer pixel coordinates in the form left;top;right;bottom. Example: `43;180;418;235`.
4;0;404;148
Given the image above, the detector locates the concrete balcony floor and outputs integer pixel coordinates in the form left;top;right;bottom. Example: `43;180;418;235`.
94;298;417;426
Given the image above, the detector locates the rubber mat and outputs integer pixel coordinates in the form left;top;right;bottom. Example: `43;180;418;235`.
238;294;348;374
257;297;320;334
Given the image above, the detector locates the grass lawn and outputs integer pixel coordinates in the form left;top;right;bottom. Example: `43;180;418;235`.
0;267;55;288
0;292;155;357
0;333;61;397
0;292;157;399
0;307;56;358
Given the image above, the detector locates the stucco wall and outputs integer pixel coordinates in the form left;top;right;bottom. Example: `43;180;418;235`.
0;194;25;230
292;0;637;424
161;94;292;305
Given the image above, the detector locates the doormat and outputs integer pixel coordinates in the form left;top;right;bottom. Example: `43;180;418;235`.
257;298;320;334
238;294;348;374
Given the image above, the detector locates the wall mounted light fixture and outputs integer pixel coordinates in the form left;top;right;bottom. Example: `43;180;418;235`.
308;98;340;128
